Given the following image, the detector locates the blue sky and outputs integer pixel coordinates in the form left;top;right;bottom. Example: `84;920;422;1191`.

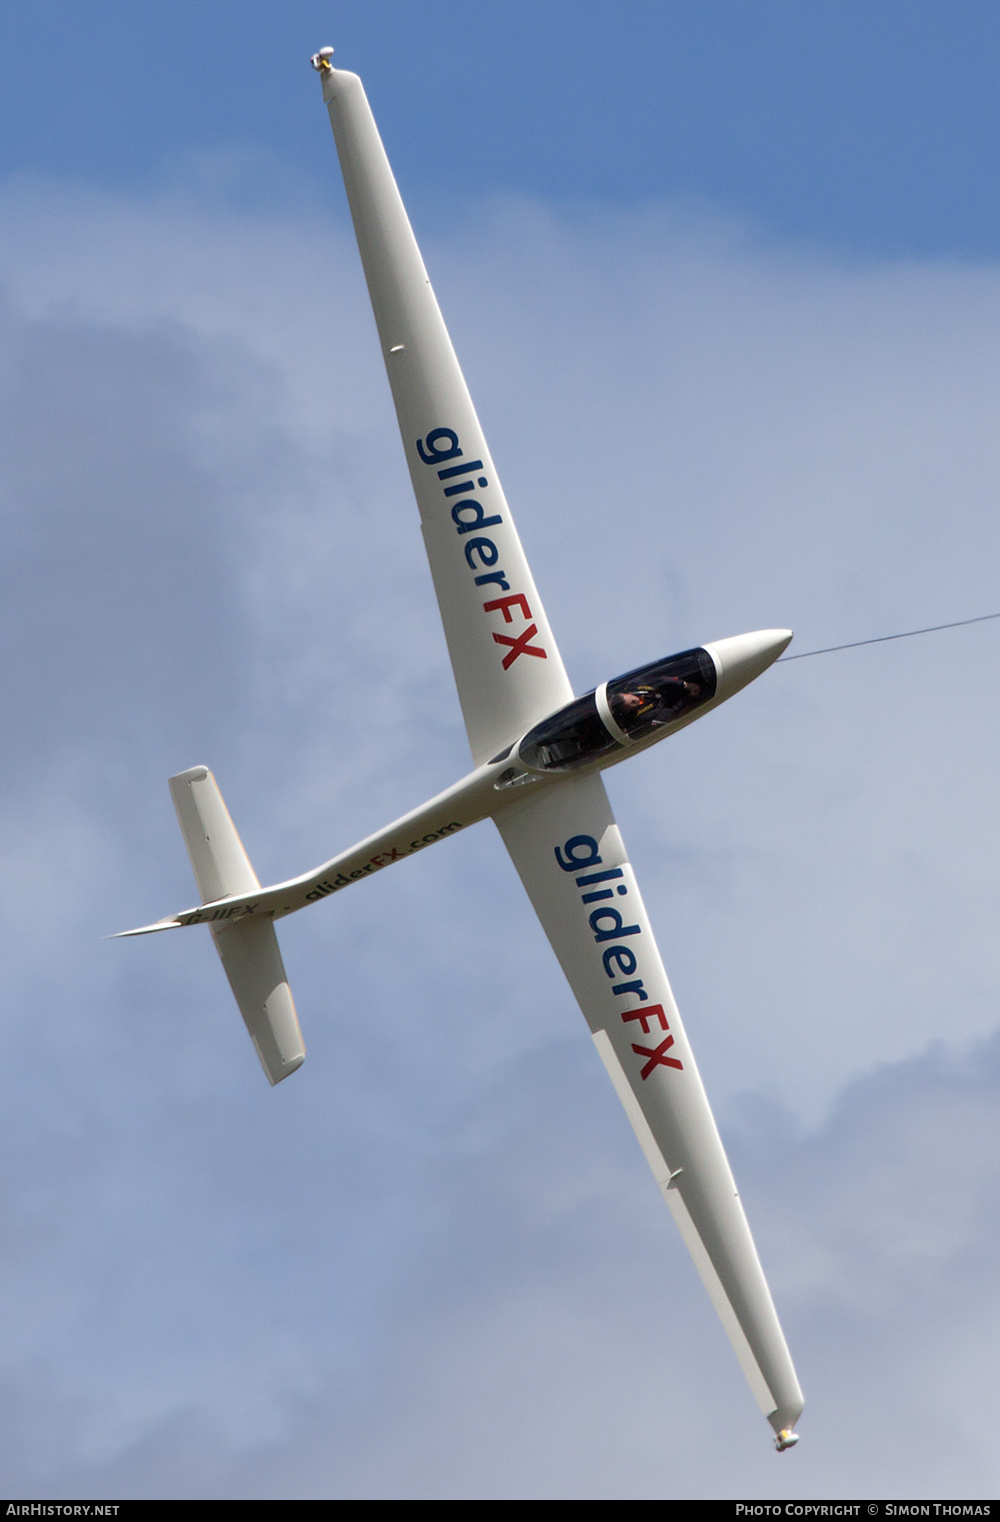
5;2;1000;254
2;1;1000;1500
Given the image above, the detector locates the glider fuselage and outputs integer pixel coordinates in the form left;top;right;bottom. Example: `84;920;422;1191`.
143;626;788;932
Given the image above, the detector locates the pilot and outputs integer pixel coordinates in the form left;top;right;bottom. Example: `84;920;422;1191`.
612;676;704;732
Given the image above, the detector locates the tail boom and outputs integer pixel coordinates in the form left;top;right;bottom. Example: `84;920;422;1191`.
119;756;527;939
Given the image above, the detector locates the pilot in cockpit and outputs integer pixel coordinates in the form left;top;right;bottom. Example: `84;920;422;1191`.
613;675;705;733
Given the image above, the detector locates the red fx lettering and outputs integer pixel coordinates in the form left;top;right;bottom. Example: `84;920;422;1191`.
621;1003;669;1036
483;593;532;623
492;623;548;669
369;847;404;867
632;1034;683;1078
622;1006;683;1077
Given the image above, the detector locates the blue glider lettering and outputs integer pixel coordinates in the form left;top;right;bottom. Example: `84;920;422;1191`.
416;425;548;672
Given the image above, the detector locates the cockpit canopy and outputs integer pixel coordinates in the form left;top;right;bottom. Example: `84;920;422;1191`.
517;646;718;774
606;646;717;741
516;692;617;773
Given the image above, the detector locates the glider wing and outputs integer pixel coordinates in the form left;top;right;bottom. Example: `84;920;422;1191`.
493;774;804;1436
318;63;574;764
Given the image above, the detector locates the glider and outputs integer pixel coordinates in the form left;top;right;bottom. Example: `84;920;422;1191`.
119;48;803;1450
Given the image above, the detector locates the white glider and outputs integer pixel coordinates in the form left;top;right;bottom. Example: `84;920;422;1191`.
120;48;803;1450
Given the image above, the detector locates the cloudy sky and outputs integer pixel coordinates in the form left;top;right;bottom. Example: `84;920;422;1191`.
1;0;1000;1500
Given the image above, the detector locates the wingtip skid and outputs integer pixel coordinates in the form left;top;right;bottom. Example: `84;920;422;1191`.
774;1427;799;1452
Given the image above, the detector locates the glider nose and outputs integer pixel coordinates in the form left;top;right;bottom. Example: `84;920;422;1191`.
704;628;792;702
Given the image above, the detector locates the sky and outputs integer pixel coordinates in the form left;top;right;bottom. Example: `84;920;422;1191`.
1;0;1000;1501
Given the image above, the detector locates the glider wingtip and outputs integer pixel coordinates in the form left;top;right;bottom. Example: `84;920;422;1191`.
268;1051;306;1086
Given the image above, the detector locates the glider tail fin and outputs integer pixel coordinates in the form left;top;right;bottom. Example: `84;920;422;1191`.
169;766;306;1086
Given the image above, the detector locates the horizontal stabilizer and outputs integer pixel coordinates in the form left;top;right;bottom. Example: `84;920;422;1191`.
169;766;305;1085
169;766;260;904
211;915;305;1086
